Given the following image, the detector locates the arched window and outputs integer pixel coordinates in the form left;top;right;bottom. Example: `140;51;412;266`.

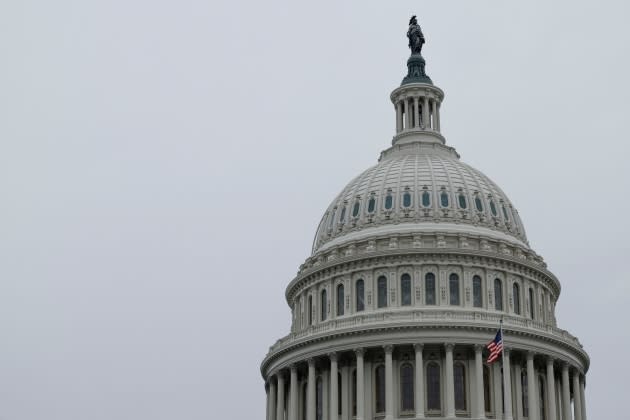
475;196;484;212
473;275;483;308
521;370;529;417
449;273;460;306
337;284;345;316
316;376;323;420
494;279;503;311
375;364;386;414
454;363;467;411
400;363;414;412
425;272;436;305
367;197;376;213
352;202;360;217
490;199;498;216
401;273;412;306
539;376;547;420
513;283;521;315
320;289;327;321
483;365;492;413
422;190;431;207
440;190;449;207
529;288;535;320
403;191;412;208
356;279;365;312
458;193;467;209
308;295;313;326
377;276;388;308
351;370;357;416
384;194;393;210
426;362;441;412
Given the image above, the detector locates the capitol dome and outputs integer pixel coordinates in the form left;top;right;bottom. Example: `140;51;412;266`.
262;18;589;420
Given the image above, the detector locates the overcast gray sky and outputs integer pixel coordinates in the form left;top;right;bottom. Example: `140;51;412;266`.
1;1;628;419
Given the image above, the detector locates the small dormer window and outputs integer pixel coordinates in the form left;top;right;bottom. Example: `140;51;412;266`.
458;193;467;209
422;190;431;207
385;194;393;210
502;204;509;221
367;197;376;213
329;209;336;228
352;201;360;217
475;196;483;212
440;190;449;207
339;207;346;223
403;192;412;208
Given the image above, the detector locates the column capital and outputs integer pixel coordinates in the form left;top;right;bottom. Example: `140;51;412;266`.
546;356;555;365
307;358;316;367
444;342;455;351
329;352;338;362
474;343;485;352
561;360;570;370
414;343;424;352
354;347;365;357
383;345;394;354
290;364;298;373
526;350;535;361
504;347;511;356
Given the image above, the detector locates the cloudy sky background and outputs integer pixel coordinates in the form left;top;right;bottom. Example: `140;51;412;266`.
1;1;628;419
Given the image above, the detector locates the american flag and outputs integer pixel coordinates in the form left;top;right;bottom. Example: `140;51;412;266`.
486;329;503;364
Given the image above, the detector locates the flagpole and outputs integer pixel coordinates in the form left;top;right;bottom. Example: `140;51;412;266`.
500;317;508;420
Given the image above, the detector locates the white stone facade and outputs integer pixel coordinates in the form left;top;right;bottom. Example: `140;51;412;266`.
261;45;589;420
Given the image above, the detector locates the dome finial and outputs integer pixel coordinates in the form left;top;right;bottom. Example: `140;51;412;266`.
402;15;432;85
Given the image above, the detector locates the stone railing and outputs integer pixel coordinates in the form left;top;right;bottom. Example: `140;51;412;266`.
268;309;581;356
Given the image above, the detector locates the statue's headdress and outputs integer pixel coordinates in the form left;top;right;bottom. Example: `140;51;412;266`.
409;15;417;25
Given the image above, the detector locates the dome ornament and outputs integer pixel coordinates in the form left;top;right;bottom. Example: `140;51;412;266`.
402;15;432;85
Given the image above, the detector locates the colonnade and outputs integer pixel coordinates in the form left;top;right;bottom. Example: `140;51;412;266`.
265;344;587;420
395;95;440;133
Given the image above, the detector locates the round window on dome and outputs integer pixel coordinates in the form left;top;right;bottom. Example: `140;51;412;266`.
367;197;376;213
352;201;360;217
458;194;467;209
475;196;483;212
385;195;393;210
440;191;449;208
403;192;412;208
422;191;431;207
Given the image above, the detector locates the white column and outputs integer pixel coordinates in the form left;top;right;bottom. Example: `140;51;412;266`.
414;97;420;129
323;370;329;420
406;99;413;130
330;354;338;420
527;352;538;420
561;363;572;420
423;97;429;129
307;359;316;420
436;102;441;131
396;101;403;133
430;100;437;131
556;378;563;420
290;366;299;420
341;365;349;420
572;370;582;420
503;349;514;420
474;345;486;419
515;365;523;420
579;376;586;420
414;344;425;418
546;359;557;420
445;343;455;418
277;373;286;420
270;378;278;420
356;349;365;420
266;383;271;420
384;345;394;420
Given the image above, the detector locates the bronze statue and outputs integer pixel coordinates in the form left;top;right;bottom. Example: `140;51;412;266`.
407;15;425;55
